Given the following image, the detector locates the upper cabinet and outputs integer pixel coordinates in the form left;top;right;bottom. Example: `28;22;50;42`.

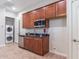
30;11;39;21
23;0;66;28
23;13;31;28
56;0;66;17
30;8;45;20
23;12;35;28
36;8;46;19
45;4;56;19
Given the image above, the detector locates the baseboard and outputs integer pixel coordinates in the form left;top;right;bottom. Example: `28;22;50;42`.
49;50;67;57
0;44;5;47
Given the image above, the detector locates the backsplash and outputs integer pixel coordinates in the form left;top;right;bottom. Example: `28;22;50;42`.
25;28;48;34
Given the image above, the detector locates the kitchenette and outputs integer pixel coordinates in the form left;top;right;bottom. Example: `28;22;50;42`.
19;19;49;56
18;0;67;56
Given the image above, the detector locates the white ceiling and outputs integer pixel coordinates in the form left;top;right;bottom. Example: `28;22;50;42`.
0;0;58;13
0;0;41;13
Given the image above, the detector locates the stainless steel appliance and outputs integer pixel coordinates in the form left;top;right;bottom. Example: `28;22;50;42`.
34;19;46;28
18;18;25;48
18;35;25;48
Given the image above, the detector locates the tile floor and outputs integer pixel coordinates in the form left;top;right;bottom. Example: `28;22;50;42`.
0;44;66;59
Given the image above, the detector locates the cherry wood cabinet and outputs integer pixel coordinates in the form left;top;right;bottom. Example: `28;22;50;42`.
24;37;29;49
30;11;39;22
33;38;43;55
33;37;49;55
36;8;46;19
45;4;56;19
24;37;34;50
29;12;36;28
30;7;45;21
23;12;36;28
23;13;31;28
56;0;66;17
23;0;66;28
24;36;49;56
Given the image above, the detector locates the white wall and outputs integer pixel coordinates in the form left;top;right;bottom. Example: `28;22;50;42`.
48;17;67;56
0;8;6;47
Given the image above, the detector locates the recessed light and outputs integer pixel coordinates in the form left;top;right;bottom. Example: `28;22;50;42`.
7;0;12;2
12;7;16;10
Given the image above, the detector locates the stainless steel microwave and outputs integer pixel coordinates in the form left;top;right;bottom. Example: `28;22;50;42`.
34;19;46;28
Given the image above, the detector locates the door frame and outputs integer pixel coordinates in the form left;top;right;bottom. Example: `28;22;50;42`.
67;0;79;59
71;1;79;59
67;0;73;59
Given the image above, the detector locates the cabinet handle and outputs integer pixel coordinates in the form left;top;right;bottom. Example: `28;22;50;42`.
73;39;79;42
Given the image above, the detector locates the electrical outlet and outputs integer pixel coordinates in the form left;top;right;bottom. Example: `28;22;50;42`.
53;48;56;50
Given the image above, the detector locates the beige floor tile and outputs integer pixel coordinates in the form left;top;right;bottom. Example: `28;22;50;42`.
0;44;66;59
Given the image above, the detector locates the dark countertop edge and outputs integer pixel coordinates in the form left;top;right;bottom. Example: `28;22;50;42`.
19;35;49;38
19;35;26;37
24;36;49;38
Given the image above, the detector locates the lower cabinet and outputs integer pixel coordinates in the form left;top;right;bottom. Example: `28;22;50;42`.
24;37;33;50
33;38;43;55
24;36;49;56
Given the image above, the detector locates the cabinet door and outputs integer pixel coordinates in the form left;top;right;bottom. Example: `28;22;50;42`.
28;37;34;51
42;37;49;54
33;38;43;55
30;8;45;21
23;13;31;28
37;8;46;19
45;4;56;19
56;0;66;17
30;11;39;20
24;37;34;51
24;37;30;49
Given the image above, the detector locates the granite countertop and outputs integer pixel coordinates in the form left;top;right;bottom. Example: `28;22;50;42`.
19;35;26;37
19;33;49;38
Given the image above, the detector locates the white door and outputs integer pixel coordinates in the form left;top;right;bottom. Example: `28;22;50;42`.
72;1;79;59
